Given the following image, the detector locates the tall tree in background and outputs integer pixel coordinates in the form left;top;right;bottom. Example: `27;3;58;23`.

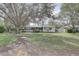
41;3;55;31
61;3;79;31
32;3;55;31
26;3;55;32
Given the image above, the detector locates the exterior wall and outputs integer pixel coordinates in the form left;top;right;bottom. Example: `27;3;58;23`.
25;27;66;32
58;28;66;32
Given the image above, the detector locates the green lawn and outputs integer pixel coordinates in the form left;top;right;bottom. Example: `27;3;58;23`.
0;32;79;50
0;33;17;47
22;33;79;50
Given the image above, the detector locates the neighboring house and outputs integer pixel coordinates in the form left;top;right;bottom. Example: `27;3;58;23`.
57;27;66;32
22;17;67;33
25;26;66;33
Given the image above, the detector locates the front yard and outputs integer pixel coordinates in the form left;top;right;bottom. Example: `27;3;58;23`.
0;33;79;55
22;33;79;50
1;33;79;50
0;33;79;50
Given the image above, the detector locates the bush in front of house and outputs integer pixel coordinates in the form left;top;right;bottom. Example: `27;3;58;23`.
67;28;76;33
33;30;40;32
0;26;5;33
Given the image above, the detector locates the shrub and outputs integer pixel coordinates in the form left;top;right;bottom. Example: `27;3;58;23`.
0;26;5;33
67;28;76;33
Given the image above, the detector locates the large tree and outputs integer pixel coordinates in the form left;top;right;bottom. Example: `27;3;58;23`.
0;3;55;33
61;3;79;31
0;3;33;33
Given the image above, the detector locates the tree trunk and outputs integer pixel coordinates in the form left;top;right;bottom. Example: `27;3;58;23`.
16;27;20;34
71;20;76;33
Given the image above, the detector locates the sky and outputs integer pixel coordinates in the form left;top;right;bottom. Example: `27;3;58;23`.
54;3;61;14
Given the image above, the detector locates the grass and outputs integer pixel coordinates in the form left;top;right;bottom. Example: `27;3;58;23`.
0;32;79;50
0;33;17;47
21;33;79;50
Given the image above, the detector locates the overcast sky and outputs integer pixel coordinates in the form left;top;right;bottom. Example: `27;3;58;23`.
54;3;61;14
